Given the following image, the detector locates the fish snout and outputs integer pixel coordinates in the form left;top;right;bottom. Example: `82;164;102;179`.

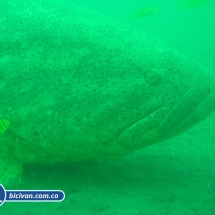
116;77;215;151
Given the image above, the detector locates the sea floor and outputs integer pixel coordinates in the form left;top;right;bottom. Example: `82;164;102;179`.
1;112;215;215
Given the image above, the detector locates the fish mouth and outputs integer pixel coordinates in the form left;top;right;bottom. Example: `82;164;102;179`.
116;81;215;151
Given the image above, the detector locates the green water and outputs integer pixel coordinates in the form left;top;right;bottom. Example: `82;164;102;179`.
1;0;215;214
72;0;215;72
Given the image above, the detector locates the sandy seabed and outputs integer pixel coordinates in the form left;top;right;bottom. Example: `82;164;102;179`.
1;111;215;215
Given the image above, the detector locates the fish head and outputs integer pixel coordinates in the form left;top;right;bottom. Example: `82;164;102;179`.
114;48;215;151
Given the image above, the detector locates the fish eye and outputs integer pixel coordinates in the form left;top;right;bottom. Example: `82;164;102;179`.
144;68;161;85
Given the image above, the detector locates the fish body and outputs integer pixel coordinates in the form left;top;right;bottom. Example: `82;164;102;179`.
0;0;215;188
129;6;158;18
177;0;211;9
0;120;10;134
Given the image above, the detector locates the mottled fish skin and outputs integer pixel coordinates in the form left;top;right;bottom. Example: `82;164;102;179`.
0;0;215;187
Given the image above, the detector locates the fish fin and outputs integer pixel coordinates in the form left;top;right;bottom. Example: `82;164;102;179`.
0;159;23;189
0;119;21;188
0;120;10;134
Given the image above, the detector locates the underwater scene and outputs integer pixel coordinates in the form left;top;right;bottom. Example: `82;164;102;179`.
0;0;215;214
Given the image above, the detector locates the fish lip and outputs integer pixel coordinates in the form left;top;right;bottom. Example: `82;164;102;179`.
116;81;215;150
173;82;215;131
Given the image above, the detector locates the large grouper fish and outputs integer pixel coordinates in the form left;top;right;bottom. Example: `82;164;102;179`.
0;0;215;188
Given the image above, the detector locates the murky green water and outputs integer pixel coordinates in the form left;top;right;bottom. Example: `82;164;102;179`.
1;0;215;214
